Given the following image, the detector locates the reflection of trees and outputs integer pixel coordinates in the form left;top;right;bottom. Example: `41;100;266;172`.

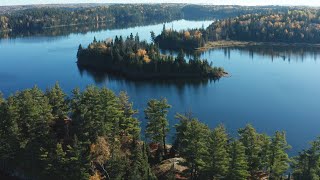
211;46;320;62
0;20;173;39
77;63;216;90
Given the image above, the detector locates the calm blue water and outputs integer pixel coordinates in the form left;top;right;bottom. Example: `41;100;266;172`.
1;19;320;155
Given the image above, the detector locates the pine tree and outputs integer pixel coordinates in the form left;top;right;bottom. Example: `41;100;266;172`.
41;143;68;179
173;113;193;154
150;31;156;42
269;131;290;179
176;118;210;179
259;134;271;171
118;91;140;139
228;140;250;180
68;135;90;180
145;98;171;157
0;93;19;173
45;82;68;119
238;124;262;177
71;86;122;143
128;141;155;180
292;137;320;180
7;87;54;177
207;124;230;179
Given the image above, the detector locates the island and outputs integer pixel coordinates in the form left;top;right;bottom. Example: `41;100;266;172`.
155;9;320;51
77;34;226;80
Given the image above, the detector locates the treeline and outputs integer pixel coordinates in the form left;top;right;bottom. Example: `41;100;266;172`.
77;34;225;79
0;18;166;39
155;9;320;52
0;84;319;179
0;84;153;179
0;4;304;34
207;9;320;43
0;4;182;33
154;25;208;51
181;5;297;20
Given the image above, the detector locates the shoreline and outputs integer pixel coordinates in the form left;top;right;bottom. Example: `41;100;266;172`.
196;40;320;52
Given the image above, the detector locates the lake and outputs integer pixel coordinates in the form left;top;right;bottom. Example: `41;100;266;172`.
1;19;320;155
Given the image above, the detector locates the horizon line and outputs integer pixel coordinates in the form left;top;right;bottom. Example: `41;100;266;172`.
0;3;319;7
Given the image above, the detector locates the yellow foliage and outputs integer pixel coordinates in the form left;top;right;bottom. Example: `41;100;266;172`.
194;30;202;39
143;55;151;63
184;31;191;39
90;137;110;165
96;43;107;49
136;49;147;57
90;171;103;180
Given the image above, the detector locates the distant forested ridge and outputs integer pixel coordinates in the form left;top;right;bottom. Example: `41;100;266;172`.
0;84;319;179
77;34;225;79
155;9;320;51
0;4;182;33
207;9;320;43
0;4;303;34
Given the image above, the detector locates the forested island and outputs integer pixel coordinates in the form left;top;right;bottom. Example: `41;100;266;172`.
0;84;319;180
155;9;320;51
77;34;226;80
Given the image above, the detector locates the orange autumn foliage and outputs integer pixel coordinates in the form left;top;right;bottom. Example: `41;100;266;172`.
143;55;151;63
184;31;191;39
136;49;147;57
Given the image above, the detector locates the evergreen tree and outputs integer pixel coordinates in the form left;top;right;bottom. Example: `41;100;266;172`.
259;134;271;171
68;135;90;180
173;112;193;154
144;98;171;157
45;82;68;119
207;124;230;179
0;93;19;173
238;124;262;177
292;137;320;180
150;31;156;42
176;118;210;179
128;141;155;180
118;91;140;139
41;143;69;179
5;87;54;177
228;140;250;180
269;131;290;179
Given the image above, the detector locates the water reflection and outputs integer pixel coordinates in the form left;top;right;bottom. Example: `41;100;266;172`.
205;46;320;62
77;64;219;97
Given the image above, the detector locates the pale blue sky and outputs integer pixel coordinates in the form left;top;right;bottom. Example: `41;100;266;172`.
1;0;320;6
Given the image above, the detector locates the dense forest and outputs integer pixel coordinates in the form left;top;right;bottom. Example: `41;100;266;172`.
154;25;207;51
77;34;225;79
0;4;182;33
180;5;297;20
207;9;320;43
155;9;320;52
0;4;304;34
0;18;167;39
0;84;319;179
